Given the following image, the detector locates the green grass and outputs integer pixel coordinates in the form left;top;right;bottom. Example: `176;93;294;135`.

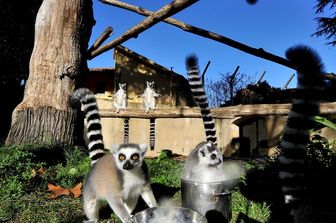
0;145;272;223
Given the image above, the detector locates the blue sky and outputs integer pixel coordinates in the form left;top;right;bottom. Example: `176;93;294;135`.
88;0;336;89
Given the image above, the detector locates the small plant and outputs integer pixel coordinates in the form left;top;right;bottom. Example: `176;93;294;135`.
146;151;183;187
46;147;90;188
0;145;46;196
232;191;271;223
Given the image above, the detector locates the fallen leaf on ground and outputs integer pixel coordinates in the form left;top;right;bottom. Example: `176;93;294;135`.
47;183;70;199
69;182;82;198
36;167;47;176
32;167;47;177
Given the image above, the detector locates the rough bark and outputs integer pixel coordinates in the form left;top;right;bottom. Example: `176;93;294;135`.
6;0;95;146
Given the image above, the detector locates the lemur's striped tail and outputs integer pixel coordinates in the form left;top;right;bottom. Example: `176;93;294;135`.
186;55;217;144
70;88;105;165
124;118;129;143
279;45;325;212
150;118;156;150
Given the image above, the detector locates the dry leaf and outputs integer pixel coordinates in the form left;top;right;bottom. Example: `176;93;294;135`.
32;167;47;177
37;167;46;176
69;182;82;198
47;182;83;199
47;183;70;199
31;169;37;177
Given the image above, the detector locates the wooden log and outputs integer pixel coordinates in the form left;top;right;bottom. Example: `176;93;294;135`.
89;0;199;59
99;0;294;69
98;102;336;119
201;60;211;85
87;26;113;53
257;70;266;84
283;73;295;89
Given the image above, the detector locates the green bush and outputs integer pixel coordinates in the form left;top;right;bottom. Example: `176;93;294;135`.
46;147;90;188
0;145;46;196
146;151;183;188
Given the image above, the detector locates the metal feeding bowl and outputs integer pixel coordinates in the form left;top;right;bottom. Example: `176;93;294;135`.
133;207;208;223
181;178;239;223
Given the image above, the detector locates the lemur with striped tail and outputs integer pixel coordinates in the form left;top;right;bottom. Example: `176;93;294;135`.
123;118;130;143
70;88;157;223
278;45;336;223
182;55;223;182
141;81;161;113
113;83;128;113
149;118;156;150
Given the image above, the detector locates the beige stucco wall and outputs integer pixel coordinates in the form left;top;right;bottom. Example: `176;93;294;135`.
98;112;240;157
84;101;336;158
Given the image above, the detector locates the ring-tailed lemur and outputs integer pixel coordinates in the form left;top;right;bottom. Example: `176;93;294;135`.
141;81;161;113
278;45;330;222
186;55;217;144
70;88;157;223
124;118;130;144
182;55;223;182
149;118;156;150
114;83;127;113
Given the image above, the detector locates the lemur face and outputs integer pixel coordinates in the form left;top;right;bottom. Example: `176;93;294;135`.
119;83;126;90
112;144;147;170
198;142;223;167
146;81;155;89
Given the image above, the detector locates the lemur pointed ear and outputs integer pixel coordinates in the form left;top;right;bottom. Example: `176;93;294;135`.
139;143;148;154
110;144;119;153
198;147;206;157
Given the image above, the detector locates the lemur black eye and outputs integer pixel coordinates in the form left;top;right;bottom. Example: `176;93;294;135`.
119;154;126;161
131;153;139;160
211;154;217;160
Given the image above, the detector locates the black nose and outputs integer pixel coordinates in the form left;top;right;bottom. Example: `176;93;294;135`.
123;161;134;170
211;154;217;160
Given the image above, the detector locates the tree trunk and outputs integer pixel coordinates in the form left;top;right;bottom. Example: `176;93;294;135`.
6;0;94;146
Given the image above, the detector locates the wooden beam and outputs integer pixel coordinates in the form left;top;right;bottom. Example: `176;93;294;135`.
89;0;199;59
99;0;294;69
256;70;266;84
283;73;295;89
98;101;336;119
87;26;113;54
201;60;211;85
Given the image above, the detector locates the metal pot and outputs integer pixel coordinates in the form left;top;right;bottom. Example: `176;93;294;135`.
181;178;238;223
133;207;207;223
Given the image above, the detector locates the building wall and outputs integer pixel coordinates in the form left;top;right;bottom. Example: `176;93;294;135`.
84;69;115;97
99;114;239;157
114;49;193;109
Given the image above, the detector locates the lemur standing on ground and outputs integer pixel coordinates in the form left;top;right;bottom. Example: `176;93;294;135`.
70;88;157;223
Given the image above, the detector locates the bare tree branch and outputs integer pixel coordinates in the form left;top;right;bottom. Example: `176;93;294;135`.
89;0;199;59
88;26;113;54
99;0;294;69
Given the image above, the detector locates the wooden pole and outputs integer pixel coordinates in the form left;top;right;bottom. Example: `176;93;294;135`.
89;0;199;59
283;73;295;89
229;66;240;105
87;26;113;53
201;60;211;85
256;70;266;84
